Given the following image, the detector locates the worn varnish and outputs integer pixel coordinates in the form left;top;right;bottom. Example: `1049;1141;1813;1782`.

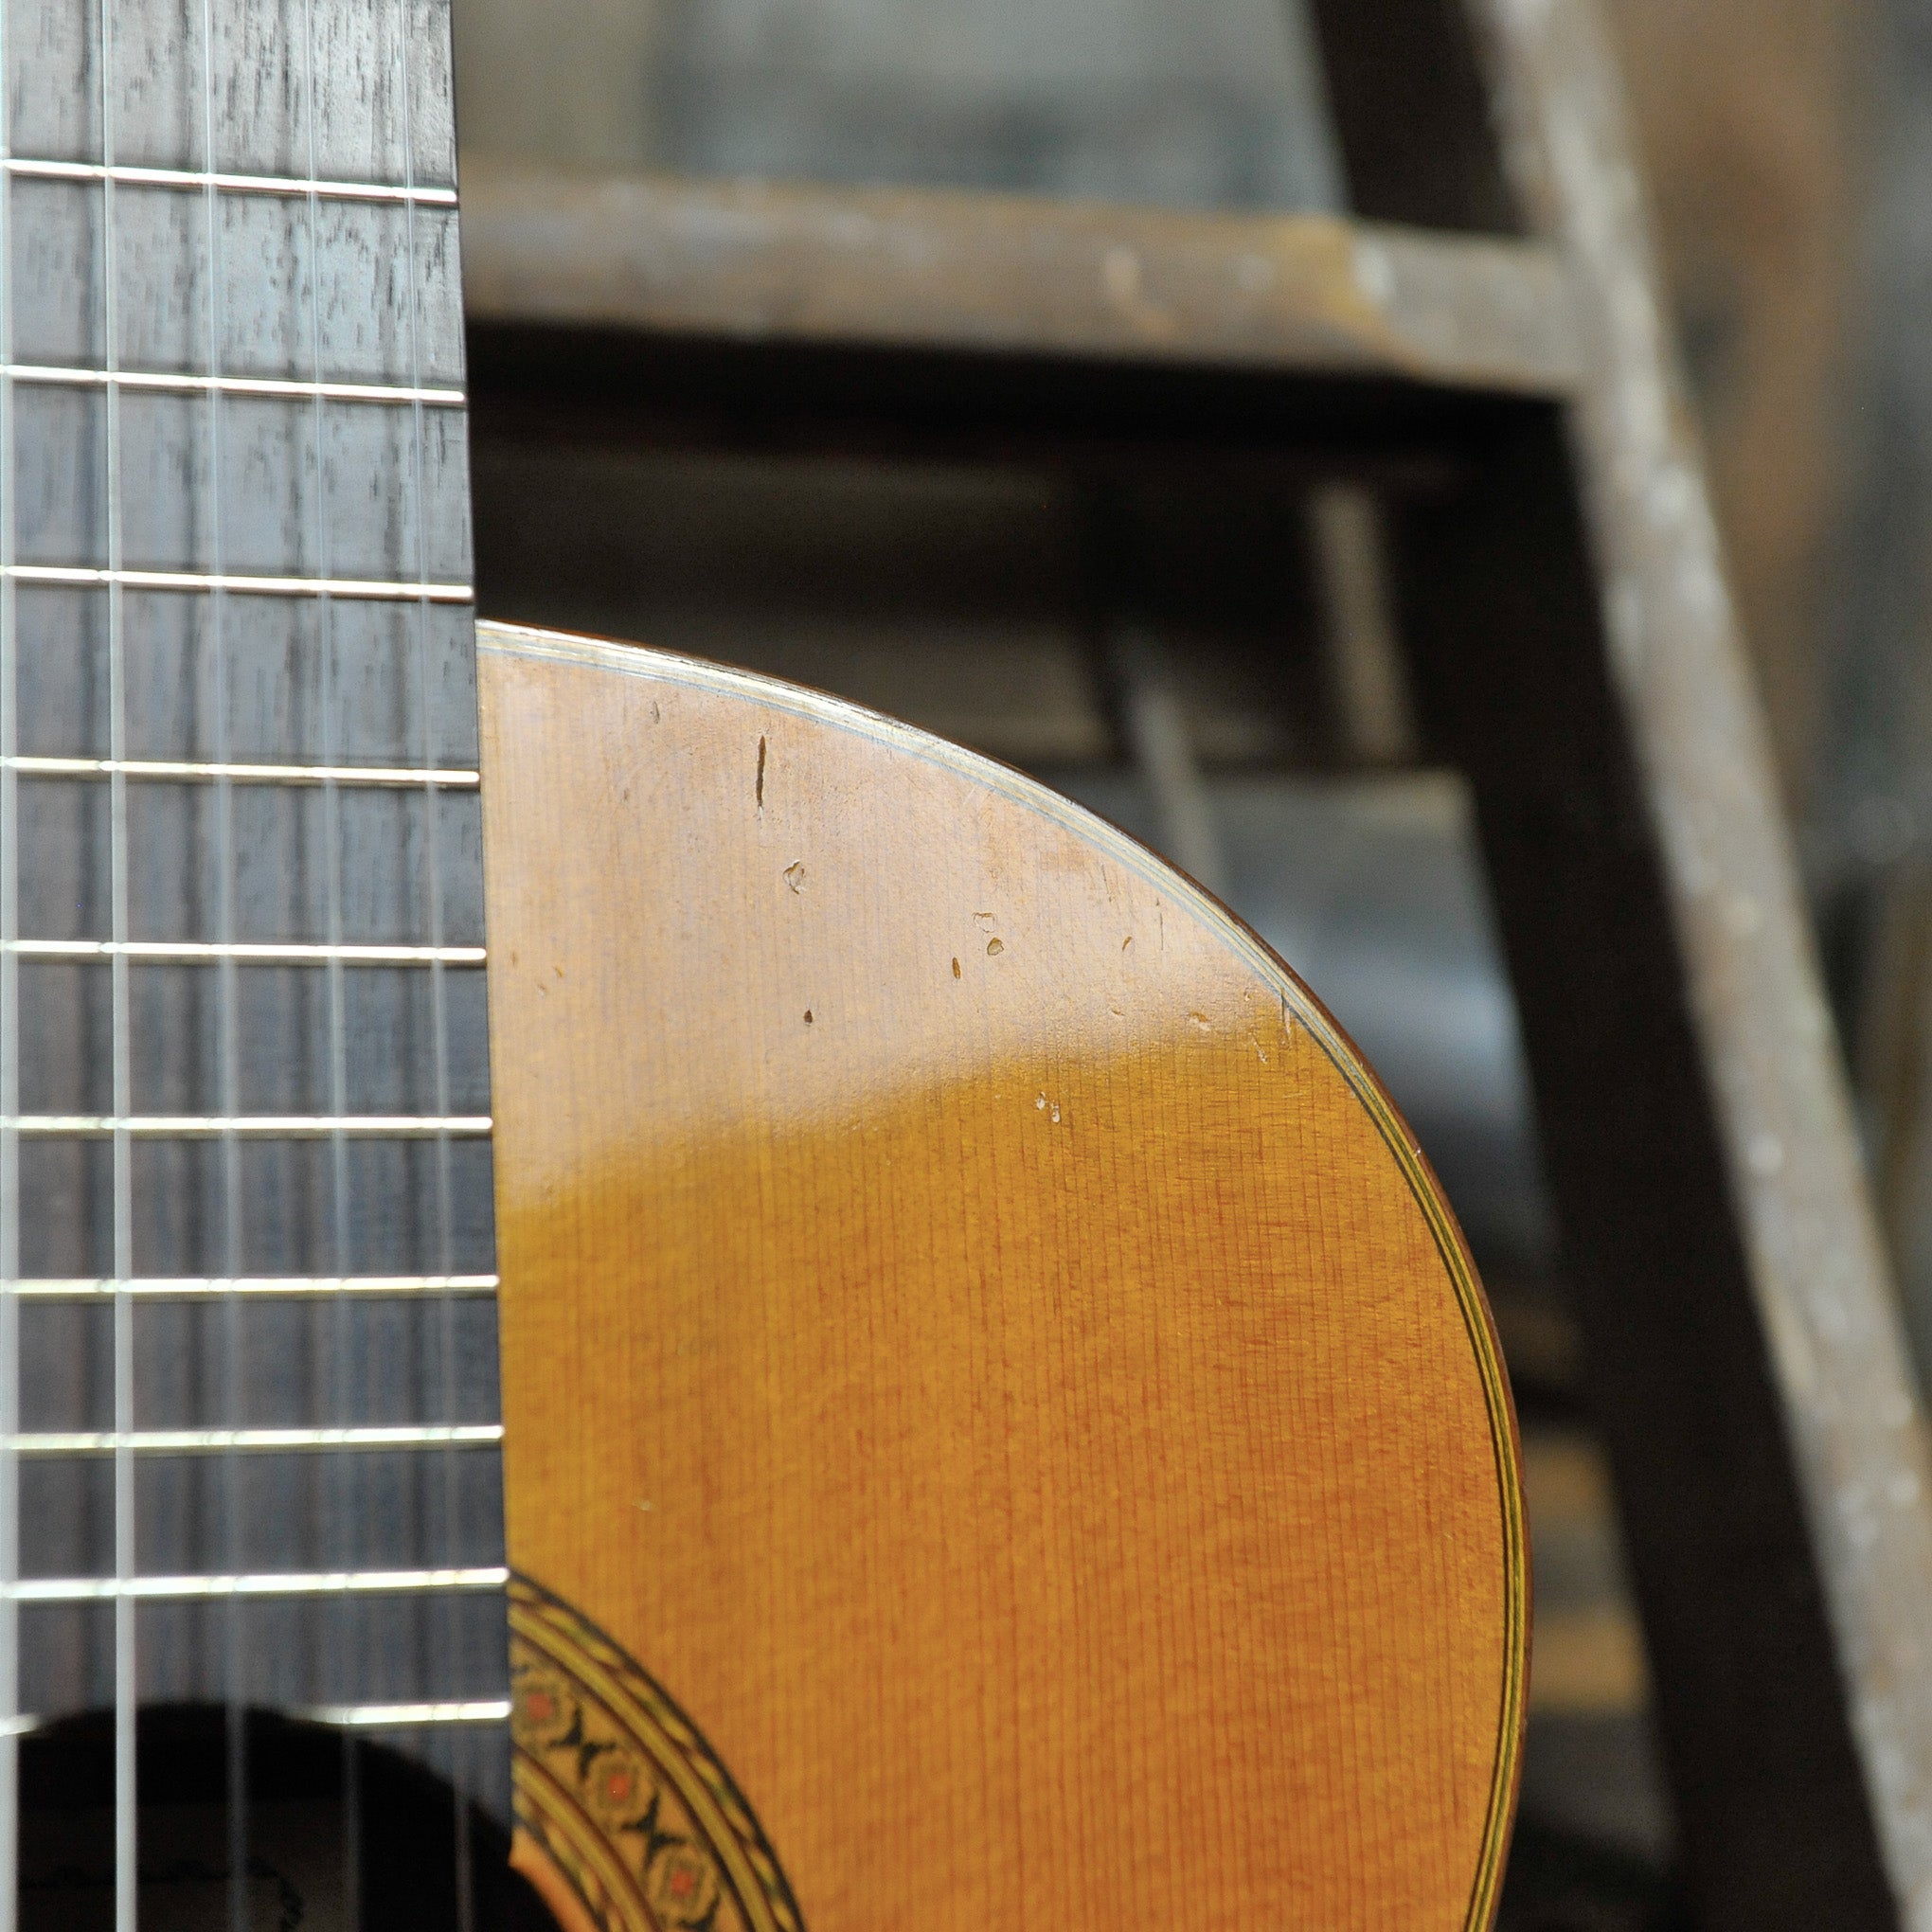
478;622;1524;1930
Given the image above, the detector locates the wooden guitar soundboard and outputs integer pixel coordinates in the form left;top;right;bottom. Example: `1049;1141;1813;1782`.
478;621;1526;1931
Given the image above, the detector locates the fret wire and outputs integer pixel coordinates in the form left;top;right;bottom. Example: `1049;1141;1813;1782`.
3;156;456;206
6;1565;510;1603
4;565;473;600
10;940;486;962
0;0;19;1902
0;1700;508;1731
12;1423;504;1454
18;1275;500;1299
6;756;480;786
300;1700;511;1728
4;366;464;406
9;1114;492;1136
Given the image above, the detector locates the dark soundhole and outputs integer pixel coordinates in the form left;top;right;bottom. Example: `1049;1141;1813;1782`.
21;1707;557;1931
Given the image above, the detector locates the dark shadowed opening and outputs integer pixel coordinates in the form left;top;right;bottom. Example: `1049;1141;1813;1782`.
21;1707;556;1932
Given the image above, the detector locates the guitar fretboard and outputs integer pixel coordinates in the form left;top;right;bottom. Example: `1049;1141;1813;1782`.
0;0;508;1850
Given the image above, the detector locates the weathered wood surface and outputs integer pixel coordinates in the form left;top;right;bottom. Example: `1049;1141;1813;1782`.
478;621;1526;1931
1473;3;1932;1923
458;160;1581;396
1599;0;1866;811
1306;0;1932;1923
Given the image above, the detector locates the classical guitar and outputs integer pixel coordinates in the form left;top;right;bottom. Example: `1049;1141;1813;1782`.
4;0;1526;1926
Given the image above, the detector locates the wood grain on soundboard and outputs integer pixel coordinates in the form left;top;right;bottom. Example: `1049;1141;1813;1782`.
479;622;1524;1930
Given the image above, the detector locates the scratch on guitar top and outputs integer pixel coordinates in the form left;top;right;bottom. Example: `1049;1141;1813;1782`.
756;735;767;811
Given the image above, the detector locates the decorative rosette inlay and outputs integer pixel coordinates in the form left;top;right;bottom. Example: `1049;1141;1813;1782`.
508;1575;803;1932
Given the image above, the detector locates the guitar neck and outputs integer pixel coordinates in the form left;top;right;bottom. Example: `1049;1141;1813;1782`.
2;0;507;1820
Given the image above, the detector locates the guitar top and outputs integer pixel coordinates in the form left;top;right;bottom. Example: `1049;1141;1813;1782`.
480;623;1526;1932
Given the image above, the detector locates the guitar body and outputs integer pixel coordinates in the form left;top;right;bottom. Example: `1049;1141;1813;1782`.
0;0;1521;1899
477;622;1526;1931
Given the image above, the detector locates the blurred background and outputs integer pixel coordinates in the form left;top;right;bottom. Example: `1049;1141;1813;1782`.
444;2;1930;1923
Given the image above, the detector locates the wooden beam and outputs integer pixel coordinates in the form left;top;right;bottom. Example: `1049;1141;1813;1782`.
458;161;1580;398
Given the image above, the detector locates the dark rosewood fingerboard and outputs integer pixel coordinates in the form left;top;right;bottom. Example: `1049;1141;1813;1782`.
0;0;509;1852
